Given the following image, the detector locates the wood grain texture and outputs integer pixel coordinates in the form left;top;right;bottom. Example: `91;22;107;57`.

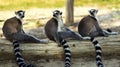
0;35;120;60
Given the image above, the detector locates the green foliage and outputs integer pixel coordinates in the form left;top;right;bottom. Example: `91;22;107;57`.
0;0;120;10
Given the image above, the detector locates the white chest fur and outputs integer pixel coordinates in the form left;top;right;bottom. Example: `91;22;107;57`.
57;19;64;32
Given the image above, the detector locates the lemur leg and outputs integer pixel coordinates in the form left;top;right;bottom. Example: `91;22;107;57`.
64;28;90;40
13;33;48;43
90;31;108;37
58;30;90;40
54;33;61;46
103;29;118;35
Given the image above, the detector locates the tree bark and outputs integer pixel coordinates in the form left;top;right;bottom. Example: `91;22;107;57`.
65;0;74;25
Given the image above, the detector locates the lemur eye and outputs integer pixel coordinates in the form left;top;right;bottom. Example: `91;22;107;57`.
19;13;22;16
60;12;62;15
55;13;58;15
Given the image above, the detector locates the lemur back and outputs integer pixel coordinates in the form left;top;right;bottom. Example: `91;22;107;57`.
2;10;48;43
78;9;118;37
78;9;102;37
45;18;58;41
45;10;71;67
78;15;97;36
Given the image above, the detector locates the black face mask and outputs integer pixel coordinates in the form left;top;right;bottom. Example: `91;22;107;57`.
19;12;25;18
15;10;25;18
53;12;62;17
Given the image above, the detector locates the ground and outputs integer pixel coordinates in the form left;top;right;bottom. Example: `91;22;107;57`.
0;7;120;67
0;59;120;67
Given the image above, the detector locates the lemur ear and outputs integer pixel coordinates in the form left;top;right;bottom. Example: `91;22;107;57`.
52;10;56;13
23;11;25;13
52;11;54;14
88;10;91;13
15;11;17;15
96;9;98;13
88;10;91;14
60;12;62;15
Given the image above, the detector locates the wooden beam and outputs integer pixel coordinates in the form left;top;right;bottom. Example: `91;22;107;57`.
0;35;120;60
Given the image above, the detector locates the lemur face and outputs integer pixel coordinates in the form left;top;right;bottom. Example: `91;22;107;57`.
15;10;25;19
89;9;98;17
53;10;62;18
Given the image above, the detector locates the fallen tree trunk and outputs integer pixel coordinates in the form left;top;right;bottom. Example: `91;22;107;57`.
0;35;120;61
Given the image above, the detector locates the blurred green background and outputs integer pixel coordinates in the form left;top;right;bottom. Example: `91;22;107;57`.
0;0;120;10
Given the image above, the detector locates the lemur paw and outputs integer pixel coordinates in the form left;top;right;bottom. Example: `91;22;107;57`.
82;36;91;40
40;39;49;44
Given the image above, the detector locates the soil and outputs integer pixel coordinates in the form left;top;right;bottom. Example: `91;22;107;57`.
0;59;120;67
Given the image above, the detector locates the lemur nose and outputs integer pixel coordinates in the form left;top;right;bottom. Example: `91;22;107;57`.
53;14;56;17
22;16;24;18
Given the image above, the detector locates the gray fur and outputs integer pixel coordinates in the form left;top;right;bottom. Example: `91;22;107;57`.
78;9;118;38
2;10;48;43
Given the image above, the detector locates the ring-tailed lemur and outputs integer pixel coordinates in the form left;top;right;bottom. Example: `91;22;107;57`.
13;40;36;67
78;9;118;37
45;10;71;67
2;10;48;43
2;10;48;67
78;9;106;67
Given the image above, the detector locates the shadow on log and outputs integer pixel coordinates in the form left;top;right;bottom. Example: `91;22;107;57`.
0;35;120;61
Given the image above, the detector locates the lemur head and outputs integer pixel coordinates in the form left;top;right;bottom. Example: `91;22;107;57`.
89;9;98;17
53;10;62;19
15;10;25;19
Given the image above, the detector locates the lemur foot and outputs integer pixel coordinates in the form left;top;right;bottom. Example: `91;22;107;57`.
106;29;112;32
106;29;118;35
82;36;91;40
107;31;119;35
40;39;49;44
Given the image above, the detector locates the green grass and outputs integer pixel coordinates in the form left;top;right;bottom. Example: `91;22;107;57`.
0;0;120;10
0;0;65;10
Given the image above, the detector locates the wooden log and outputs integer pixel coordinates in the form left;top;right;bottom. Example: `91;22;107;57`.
0;35;120;61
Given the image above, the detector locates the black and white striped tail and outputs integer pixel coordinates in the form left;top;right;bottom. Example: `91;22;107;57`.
90;37;104;67
13;40;36;67
60;39;71;67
